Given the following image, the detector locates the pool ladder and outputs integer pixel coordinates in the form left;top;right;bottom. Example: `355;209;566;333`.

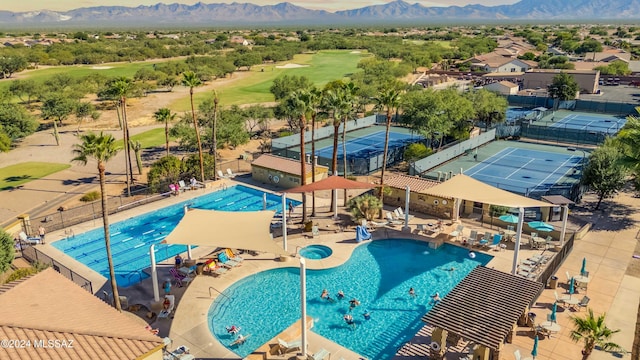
294;245;304;258
209;286;231;300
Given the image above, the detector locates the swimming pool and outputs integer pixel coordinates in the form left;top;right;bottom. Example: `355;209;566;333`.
208;239;492;359
52;185;300;287
299;245;333;260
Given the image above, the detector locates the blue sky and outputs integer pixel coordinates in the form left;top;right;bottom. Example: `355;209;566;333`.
9;1;519;12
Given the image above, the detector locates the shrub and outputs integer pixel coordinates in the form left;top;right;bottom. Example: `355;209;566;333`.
348;194;382;222
0;228;14;274
404;143;432;162
5;267;38;283
80;191;101;202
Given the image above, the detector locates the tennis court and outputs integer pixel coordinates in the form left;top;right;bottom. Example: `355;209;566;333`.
549;113;626;134
313;130;419;159
464;147;582;196
506;107;535;123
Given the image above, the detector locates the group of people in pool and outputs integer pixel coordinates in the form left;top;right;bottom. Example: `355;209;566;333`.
226;325;247;346
409;287;442;305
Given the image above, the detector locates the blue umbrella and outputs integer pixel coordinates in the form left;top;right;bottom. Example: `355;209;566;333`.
550;302;557;323
528;221;555;232
581;257;587;275
569;276;575;298
499;214;519;223
531;335;539;359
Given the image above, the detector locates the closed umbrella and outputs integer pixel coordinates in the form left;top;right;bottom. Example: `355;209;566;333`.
581;257;587;275
550;302;557;323
528;221;554;232
531;335;539;359
569;277;575;298
499;214;519;223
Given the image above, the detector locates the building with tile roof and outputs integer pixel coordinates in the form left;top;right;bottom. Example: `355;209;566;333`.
251;154;329;189
0;268;165;360
383;174;453;218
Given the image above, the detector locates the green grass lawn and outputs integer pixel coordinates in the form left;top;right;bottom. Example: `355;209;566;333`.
172;50;369;110
115;127;174;149
0;162;71;191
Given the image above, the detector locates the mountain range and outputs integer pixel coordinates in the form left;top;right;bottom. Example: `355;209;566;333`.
0;0;638;27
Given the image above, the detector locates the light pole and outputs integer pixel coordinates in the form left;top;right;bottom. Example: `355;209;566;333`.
567;147;587;172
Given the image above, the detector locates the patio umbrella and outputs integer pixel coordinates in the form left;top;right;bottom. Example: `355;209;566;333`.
531;335;539;359
499;214;519;223
528;221;554;232
550;302;557;323
581;257;587;275
569;277;575;298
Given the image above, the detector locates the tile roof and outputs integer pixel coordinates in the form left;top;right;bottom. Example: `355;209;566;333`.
384;174;443;194
0;268;163;360
252;154;327;177
422;266;543;350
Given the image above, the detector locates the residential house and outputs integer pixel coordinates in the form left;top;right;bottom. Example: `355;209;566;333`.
466;52;535;73
483;81;520;95
0;268;165;360
583;50;631;63
523;69;600;94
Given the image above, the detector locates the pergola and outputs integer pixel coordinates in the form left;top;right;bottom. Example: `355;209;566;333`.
422;266;543;359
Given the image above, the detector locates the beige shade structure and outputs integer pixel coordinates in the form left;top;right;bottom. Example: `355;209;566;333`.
163;209;290;256
422;174;552;208
283;175;376;193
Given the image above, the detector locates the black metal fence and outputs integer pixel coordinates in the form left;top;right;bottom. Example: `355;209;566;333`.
536;234;575;288
519;122;610;146
19;243;93;293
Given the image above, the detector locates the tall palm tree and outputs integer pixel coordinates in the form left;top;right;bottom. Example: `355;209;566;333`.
570;308;624;359
108;77;136;196
153;108;176;157
323;88;350;213
71;132;122;311
284;90;311;223
308;88;322;216
182;71;205;182
374;85;402;218
211;90;219;180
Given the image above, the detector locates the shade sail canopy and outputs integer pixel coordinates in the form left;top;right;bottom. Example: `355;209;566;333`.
284;175;376;193
163;209;289;256
423;174;552;208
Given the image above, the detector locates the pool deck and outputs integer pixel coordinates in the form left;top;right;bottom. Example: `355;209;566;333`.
31;178;640;360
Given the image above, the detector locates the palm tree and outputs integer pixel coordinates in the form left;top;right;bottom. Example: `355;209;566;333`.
284;90;311;223
616;113;640;187
211;90;219;180
374;85;402;218
182;71;205;183
153;108;176;156
108;77;136;196
323;88;350;213
71;132;122;311
570;308;624;359
308;88;322;216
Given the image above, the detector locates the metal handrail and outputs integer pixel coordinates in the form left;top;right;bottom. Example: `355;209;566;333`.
209;286;230;299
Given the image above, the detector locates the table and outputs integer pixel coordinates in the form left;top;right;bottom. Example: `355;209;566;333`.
503;230;516;241
574;275;590;284
562;297;580;307
533;238;547;249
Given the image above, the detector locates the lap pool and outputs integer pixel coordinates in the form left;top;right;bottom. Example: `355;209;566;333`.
208;239;492;359
52;185;299;287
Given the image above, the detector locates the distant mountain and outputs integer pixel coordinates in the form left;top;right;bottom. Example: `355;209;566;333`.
0;0;638;27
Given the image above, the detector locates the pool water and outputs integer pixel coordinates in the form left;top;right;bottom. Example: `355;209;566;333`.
52;185;300;287
208;239;492;359
299;245;333;259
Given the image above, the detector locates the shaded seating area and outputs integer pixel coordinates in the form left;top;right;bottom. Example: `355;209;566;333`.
421;267;543;360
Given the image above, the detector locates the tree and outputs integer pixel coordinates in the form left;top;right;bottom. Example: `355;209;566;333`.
147;155;183;193
40;95;76;146
71;132;122;311
283;90;311;223
548;72;580;101
374;84;402;217
465;89;508;130
0;227;14;274
182;71;206;182
347;194;382;222
323;87;351;213
270;75;313;101
0;55;28;78
154;108;176;156
75;101;98;133
212;90;219;179
130;140;143;175
404;143;431;163
570;308;624;359
615;110;640;192
582;143;627;210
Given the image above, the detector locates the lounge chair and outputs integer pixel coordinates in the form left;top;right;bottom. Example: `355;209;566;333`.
18;231;41;245
488;234;505;251
169;267;192;287
554;291;567;307
308;348;331;360
311;225;320;237
226;168;236;178
478;232;491;247
513;349;522;360
178;180;188;191
203;259;228;276
386;212;403;225
158;294;175;319
218;251;241;267
276;338;301;355
449;225;464;240
225;248;244;263
217;170;228;179
395;207;414;221
370;219;389;227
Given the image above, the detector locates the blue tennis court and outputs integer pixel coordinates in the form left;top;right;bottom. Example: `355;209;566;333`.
465;147;582;195
549;113;626;134
313;130;422;159
506;107;534;123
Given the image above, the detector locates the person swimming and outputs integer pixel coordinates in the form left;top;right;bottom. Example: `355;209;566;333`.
431;292;442;304
409;287;416;298
321;289;329;299
226;325;240;335
337;290;345;300
343;314;355;328
349;298;360;310
363;310;371;320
